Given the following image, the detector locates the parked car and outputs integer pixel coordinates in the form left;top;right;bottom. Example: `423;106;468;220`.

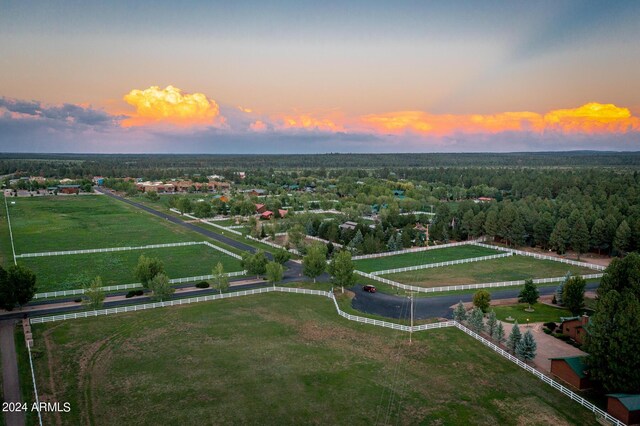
362;284;377;293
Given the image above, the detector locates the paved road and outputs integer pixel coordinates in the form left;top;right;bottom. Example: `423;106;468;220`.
0;320;25;426
351;281;600;320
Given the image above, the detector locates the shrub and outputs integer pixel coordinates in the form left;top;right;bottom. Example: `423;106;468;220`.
125;291;135;298
543;322;557;332
195;281;210;288
73;298;82;303
543;328;551;334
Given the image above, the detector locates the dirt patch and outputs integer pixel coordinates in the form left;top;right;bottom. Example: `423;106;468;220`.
492;397;572;426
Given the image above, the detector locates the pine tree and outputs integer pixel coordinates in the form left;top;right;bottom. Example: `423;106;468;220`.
386;233;398;251
549;219;570;254
348;230;364;253
563;276;586;315
516;330;537;361
571;216;590;260
590;218;607;254
507;321;522;353
493;322;505;344
453;301;467;322
484;209;499;240
555;271;571;305
486;311;498;337
533;212;554;249
613;220;631;256
468;307;485;333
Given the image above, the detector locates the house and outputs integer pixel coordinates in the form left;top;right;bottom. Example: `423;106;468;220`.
560;315;589;344
393;189;405;197
210;181;230;191
339;221;358;231
249;189;267;197
278;209;288;218
213;194;229;203
607;394;640;425
92;176;105;186
255;203;267;214
29;176;46;184
60;178;74;184
475;197;495;203
549;356;592;390
237;172;246;179
57;184;80;194
260;210;274;220
174;180;194;192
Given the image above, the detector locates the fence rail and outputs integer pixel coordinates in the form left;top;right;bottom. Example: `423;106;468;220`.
245;235;301;255
355;270;604;293
351;237;487;260
452;322;624;426
472;242;606;271
16;241;203;258
32;270;247;299
369;253;511;276
26;284;622;425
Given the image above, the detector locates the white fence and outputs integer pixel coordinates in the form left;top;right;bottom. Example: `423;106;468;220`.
355;270;604;294
201;241;243;259
4;195;17;265
305;235;344;248
199;219;244;236
351;238;487;260
17;241;202;258
32;270;248;299
453;322;624;426
26;287;623;425
369;253;511;276
472;242;605;271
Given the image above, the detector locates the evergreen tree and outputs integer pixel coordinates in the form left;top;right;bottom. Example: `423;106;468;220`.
486;311;498;337
518;279;539;310
571;216;590;260
453;301;467;322
613;220;631;256
484;209;499;240
555;271;571;305
516;330;537;361
533;212;554;249
493;322;505;344
549;219;570;254
590;218;607;254
0;265;37;311
585;254;640;392
348;229;364;253
468;307;485;333
603;214;619;255
507;321;522;353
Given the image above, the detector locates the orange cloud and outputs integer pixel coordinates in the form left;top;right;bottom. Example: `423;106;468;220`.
249;120;267;132
122;85;222;127
276;112;344;132
360;103;640;136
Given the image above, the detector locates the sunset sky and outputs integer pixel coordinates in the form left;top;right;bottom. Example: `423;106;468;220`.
1;0;639;153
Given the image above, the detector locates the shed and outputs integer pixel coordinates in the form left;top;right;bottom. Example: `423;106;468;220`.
260;211;274;220
560;315;589;344
57;184;80;194
255;203;267;213
549;356;592;390
607;394;640;425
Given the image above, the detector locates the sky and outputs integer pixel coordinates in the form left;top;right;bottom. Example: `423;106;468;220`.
1;0;639;153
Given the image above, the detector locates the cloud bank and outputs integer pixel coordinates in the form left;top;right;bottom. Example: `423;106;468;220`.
1;86;639;153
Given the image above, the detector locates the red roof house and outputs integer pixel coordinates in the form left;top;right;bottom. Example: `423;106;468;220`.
256;203;267;214
260;211;274;220
278;209;288;218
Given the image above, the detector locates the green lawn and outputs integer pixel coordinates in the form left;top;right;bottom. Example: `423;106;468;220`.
353;245;501;273
8;195;208;253
28;294;598;425
383;255;598;287
20;244;244;292
491;303;573;324
0;202;14;266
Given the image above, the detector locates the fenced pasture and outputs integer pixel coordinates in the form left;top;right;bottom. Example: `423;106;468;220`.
380;255;599;288
353;244;501;273
7;195;203;253
28;293;600;426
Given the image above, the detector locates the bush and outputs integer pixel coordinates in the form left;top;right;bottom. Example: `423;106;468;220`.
543;328;552;334
73;298;82;303
125;289;144;298
195;281;210;288
543;322;557;332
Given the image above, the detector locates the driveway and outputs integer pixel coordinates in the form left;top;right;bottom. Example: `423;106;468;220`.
0;320;25;426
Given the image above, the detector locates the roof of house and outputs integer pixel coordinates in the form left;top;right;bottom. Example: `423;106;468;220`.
57;184;81;188
261;210;273;217
278;209;288;217
549;356;588;379
608;394;640;411
255;203;265;209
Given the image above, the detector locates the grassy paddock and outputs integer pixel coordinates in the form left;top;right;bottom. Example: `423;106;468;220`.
383;255;598;287
353;245;501;273
8;196;206;253
20;244;244;292
30;294;598;425
491;303;573;324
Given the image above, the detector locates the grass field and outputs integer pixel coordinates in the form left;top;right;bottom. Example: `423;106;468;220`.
0;202;15;266
353;245;501;273
8;195;207;253
491;303;573;323
383;255;598;287
29;294;598;425
19;244;244;291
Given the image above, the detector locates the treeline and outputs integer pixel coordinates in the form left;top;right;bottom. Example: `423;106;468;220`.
2;152;640;179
